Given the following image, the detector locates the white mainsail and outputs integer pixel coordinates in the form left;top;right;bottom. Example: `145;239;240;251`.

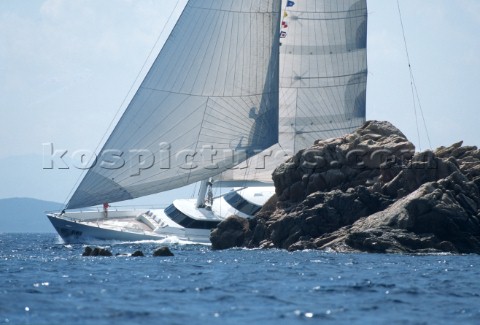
67;0;282;209
217;0;368;183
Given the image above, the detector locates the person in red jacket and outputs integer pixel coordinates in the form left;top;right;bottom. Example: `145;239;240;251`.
103;202;109;218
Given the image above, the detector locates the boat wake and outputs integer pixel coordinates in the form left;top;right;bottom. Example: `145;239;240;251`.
116;237;210;246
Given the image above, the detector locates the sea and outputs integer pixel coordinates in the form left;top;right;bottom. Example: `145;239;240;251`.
1;233;479;325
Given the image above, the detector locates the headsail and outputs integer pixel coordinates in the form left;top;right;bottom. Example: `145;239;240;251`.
67;0;282;209
217;0;368;183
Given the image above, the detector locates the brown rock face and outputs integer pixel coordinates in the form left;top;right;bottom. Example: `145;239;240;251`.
272;120;415;203
318;172;480;254
210;120;480;254
210;215;251;250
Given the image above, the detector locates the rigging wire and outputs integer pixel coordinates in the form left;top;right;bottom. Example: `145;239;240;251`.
396;0;432;151
63;0;184;208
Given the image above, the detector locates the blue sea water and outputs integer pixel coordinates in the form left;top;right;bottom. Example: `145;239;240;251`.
1;234;479;325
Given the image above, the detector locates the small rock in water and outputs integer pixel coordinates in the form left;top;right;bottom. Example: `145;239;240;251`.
93;247;113;257
82;246;112;257
82;246;93;256
131;251;145;257
153;247;174;257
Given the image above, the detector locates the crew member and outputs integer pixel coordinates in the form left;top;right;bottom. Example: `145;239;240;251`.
103;202;109;218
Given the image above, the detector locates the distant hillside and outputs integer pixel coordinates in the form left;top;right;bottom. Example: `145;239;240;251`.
0;198;63;233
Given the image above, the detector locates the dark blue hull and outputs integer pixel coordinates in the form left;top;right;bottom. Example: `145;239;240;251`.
47;215;162;243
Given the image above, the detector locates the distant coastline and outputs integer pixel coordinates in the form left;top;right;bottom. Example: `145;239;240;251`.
0;198;62;233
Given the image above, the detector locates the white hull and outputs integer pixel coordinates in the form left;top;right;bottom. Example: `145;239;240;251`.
48;187;275;244
47;213;213;244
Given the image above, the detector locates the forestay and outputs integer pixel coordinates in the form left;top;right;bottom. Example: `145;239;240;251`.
67;0;282;209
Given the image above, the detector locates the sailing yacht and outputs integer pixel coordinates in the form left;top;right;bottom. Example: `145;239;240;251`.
47;0;367;244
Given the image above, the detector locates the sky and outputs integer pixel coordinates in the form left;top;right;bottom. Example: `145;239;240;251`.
1;0;479;204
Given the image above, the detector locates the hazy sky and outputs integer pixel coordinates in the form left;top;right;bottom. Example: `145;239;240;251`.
1;0;479;203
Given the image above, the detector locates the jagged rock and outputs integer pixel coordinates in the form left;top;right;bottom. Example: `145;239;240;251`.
259;240;275;249
131;251;145;257
210;120;480;254
153;247;174;257
288;240;317;252
82;246;93;256
94;247;113;256
272;120;415;203
210;215;251;250
435;142;480;182
82;246;112;257
266;187;393;249
318;173;480;253
381;151;459;199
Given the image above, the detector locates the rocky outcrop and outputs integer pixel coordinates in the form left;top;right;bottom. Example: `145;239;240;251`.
273;120;415;204
317;172;480;254
210;215;251;250
210;121;480;254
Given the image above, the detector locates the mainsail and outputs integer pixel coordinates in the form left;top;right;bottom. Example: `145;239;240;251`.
67;0;282;209
217;0;368;183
